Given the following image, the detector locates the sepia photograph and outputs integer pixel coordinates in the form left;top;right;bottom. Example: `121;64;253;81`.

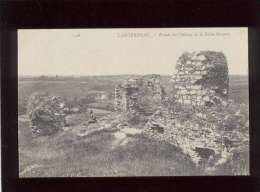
18;28;249;177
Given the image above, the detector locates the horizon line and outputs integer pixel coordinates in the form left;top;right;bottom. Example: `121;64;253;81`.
18;73;248;77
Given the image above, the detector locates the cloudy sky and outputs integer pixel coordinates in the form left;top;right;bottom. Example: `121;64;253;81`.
18;28;248;76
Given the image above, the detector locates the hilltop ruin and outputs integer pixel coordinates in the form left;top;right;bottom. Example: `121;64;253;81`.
142;51;249;169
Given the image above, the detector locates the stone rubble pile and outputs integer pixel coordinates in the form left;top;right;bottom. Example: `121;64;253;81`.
144;105;249;168
27;92;67;136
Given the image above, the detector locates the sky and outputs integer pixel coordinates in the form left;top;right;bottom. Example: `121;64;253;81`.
18;28;248;76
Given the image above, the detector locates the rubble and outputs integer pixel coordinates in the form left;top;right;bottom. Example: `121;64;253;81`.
27;92;67;136
144;102;249;170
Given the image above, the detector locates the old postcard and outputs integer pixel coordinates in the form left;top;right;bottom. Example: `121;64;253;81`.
18;28;249;177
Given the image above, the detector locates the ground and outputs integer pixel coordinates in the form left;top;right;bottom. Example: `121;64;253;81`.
19;113;201;177
18;75;249;177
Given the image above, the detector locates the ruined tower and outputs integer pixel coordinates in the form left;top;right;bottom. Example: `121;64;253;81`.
172;51;229;107
114;79;139;112
114;75;165;113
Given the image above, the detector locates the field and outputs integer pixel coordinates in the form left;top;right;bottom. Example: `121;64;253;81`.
18;75;249;177
18;75;249;111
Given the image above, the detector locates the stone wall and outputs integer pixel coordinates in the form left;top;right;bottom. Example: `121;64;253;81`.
144;104;249;168
172;51;229;107
114;81;139;112
114;75;165;113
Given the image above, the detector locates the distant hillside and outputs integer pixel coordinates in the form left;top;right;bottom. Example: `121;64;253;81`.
18;75;248;114
229;75;248;104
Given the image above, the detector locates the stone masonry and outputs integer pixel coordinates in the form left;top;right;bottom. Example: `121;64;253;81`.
114;75;165;113
114;81;139;112
172;51;229;107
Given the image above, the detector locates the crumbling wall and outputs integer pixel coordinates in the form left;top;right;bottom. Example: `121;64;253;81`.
114;84;139;112
143;74;165;102
143;52;248;173
27;92;67;136
172;51;229;107
144;102;249;171
114;75;165;114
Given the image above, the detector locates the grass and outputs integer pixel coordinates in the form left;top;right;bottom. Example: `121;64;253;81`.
19;115;202;177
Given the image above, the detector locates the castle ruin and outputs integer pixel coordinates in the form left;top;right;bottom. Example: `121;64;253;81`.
115;51;229;113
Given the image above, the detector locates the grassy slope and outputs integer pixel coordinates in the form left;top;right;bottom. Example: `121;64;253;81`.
19;116;200;177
